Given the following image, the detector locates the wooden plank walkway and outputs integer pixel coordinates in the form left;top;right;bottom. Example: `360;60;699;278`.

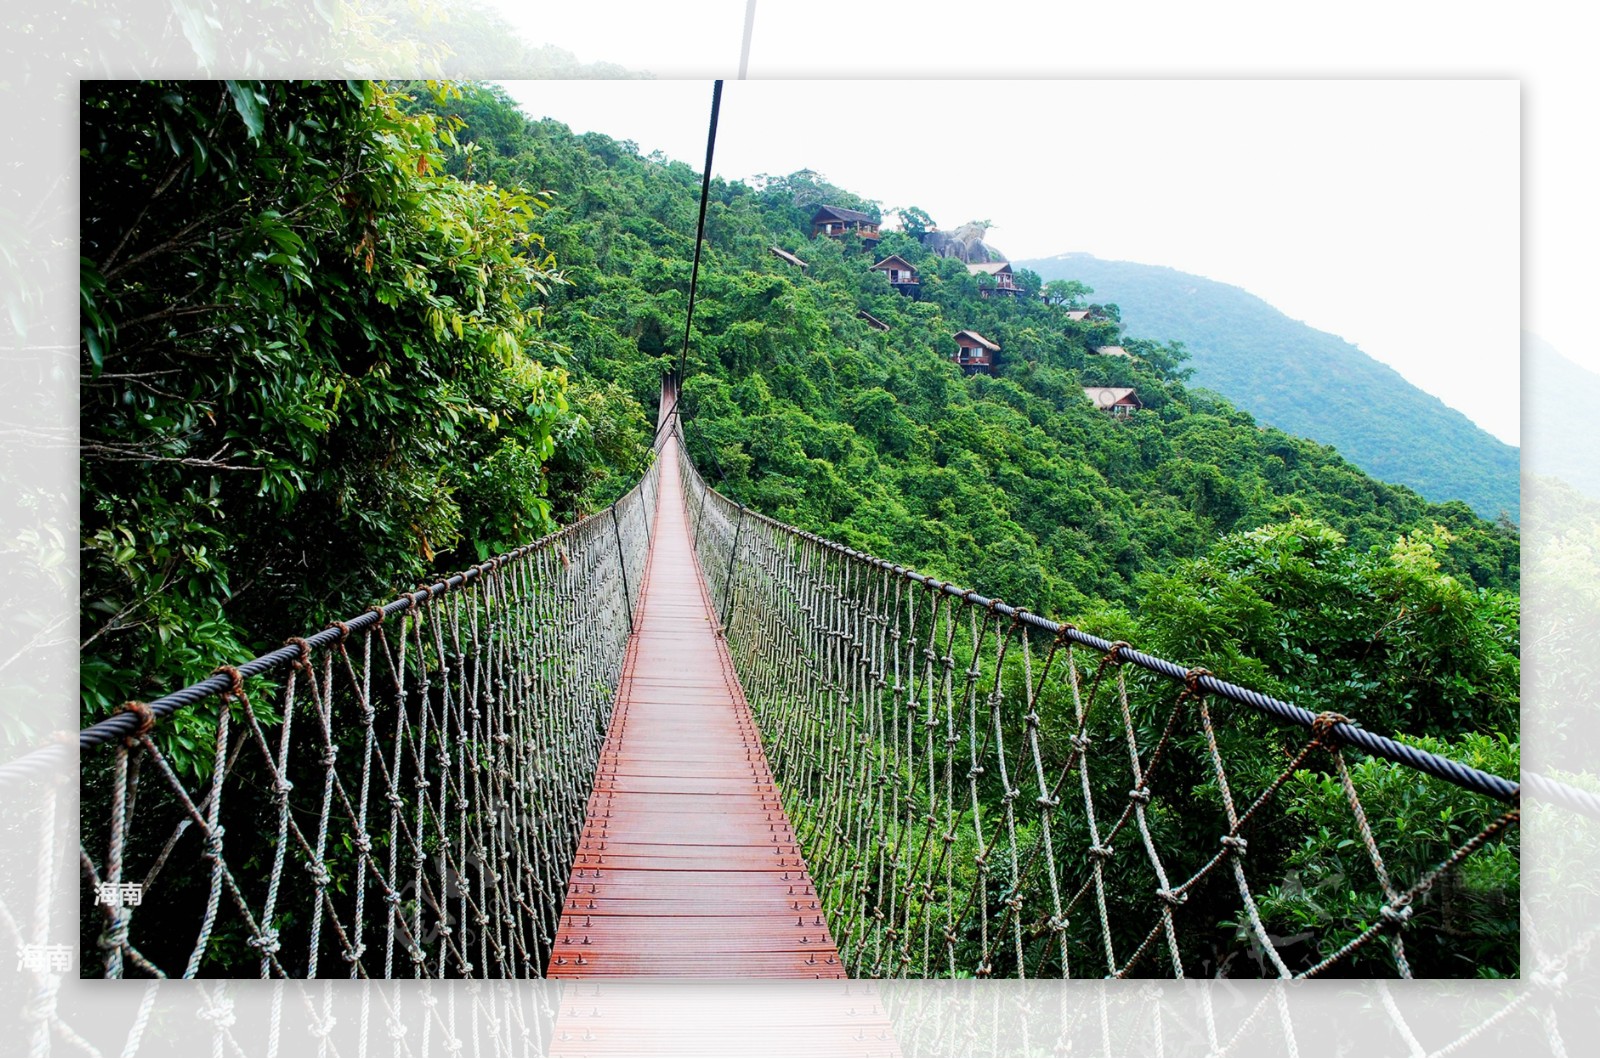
546;430;844;979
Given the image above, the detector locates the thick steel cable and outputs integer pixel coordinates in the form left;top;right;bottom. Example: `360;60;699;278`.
652;79;725;450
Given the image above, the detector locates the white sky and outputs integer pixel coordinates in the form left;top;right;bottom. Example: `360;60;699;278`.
480;1;1600;449
499;77;1519;443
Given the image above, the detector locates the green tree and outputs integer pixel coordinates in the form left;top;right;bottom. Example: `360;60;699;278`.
895;205;937;238
1043;278;1092;308
80;81;580;765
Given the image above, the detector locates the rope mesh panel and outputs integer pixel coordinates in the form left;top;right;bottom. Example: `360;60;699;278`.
78;459;661;979
678;434;1520;980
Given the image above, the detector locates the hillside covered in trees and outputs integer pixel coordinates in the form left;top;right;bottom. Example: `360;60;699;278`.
431;87;1518;593
80;81;1521;977
1018;253;1522;522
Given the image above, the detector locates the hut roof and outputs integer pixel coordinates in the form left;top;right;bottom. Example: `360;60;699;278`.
954;330;1000;351
812;204;876;224
1083;387;1141;408
769;246;809;269
857;310;890;332
871;255;918;273
965;261;1014;276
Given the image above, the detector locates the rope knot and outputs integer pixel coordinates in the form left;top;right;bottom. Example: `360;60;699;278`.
285;637;314;671
1312;711;1355;744
199;1002;236;1029
1087;844;1115;861
248;929;281;955
213;665;245;701
1156;887;1188;907
1183;667;1211;695
367;605;388;625
1379;901;1413;926
273;777;294;797
328;620;352;643
1105;641;1132;665
1127;786;1152;805
1220;835;1248;856
118;700;156;741
307;863;332;888
1053;622;1077;647
203;826;225;858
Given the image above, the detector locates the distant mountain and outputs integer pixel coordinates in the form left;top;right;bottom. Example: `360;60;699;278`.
1017;253;1520;522
1523;333;1600;500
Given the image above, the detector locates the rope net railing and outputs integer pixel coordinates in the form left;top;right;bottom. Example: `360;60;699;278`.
78;456;662;979
677;425;1522;980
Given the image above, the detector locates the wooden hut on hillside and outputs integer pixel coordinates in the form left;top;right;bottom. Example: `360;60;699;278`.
810;205;882;243
1083;386;1142;417
871;255;920;294
953;330;1000;373
967;261;1020;297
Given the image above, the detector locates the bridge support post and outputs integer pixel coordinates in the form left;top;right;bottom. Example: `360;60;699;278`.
611;503;635;633
692;474;710;549
721;504;746;633
639;471;655;553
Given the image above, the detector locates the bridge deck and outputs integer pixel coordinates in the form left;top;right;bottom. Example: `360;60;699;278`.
546;432;843;978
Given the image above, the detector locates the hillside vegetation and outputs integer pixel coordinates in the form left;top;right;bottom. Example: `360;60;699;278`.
1019;253;1521;522
1524;333;1600;499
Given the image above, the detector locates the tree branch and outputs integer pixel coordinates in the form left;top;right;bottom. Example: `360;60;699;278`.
81;442;261;472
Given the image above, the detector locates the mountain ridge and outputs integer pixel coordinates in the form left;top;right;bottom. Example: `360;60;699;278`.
1017;252;1520;521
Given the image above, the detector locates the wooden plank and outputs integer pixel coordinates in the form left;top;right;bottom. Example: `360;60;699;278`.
547;433;843;981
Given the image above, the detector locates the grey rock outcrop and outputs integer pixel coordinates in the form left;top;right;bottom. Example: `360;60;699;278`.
920;221;1006;264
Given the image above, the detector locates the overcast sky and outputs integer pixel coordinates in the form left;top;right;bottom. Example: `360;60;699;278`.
498;75;1519;444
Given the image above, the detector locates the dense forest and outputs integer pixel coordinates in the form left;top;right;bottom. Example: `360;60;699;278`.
80;80;1521;976
1019;253;1522;522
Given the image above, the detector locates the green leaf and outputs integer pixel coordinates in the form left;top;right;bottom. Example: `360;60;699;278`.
225;81;265;140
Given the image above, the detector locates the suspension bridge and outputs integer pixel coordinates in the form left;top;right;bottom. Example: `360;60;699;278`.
23;73;1594;1059
69;374;1536;985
